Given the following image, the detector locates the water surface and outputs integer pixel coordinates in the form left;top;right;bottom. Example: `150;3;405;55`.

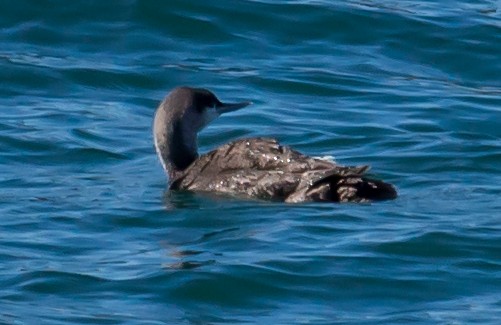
1;1;501;324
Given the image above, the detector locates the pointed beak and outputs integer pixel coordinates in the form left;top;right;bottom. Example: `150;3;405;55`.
216;101;252;115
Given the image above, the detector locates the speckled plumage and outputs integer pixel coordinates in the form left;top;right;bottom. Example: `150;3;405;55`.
170;137;396;202
154;87;397;203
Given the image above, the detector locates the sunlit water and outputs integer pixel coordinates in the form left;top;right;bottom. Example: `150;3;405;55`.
1;1;500;324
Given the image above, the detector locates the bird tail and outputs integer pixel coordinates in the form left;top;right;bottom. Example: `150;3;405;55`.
307;175;397;202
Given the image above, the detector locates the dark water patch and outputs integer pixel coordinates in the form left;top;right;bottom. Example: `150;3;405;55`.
61;67;161;91
17;271;108;295
2;147;127;166
375;231;501;260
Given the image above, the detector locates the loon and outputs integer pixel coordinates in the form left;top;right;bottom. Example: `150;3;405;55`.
153;87;397;203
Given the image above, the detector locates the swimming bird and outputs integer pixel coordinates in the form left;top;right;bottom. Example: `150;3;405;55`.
153;86;397;203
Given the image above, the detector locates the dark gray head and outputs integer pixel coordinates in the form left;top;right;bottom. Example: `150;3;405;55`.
153;86;251;179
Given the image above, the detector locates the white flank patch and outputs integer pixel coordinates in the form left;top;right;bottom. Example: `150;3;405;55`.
314;155;336;163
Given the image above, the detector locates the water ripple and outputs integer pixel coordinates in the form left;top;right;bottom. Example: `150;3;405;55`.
1;0;501;324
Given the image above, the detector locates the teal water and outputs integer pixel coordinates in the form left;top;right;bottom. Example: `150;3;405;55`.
1;1;501;324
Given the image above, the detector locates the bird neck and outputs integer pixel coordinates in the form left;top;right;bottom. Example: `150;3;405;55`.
154;111;198;181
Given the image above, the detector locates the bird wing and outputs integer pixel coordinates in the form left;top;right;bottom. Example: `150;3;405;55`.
170;137;370;201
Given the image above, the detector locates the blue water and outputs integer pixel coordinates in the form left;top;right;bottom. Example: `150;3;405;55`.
1;1;501;324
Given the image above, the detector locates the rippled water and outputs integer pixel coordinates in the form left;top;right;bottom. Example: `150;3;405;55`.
1;1;501;324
